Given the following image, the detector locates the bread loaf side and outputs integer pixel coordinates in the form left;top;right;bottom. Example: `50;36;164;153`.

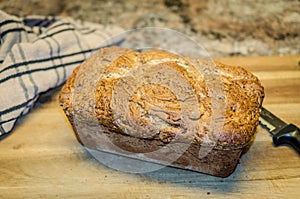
59;46;264;177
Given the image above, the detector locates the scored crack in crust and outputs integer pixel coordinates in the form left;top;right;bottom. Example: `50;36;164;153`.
94;50;212;145
59;46;264;177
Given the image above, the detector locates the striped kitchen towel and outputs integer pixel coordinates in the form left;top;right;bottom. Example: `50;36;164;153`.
0;10;124;139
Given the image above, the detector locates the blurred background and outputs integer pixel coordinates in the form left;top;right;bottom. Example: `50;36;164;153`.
1;0;299;57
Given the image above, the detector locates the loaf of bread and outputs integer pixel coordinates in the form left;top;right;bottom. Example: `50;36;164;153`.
59;46;264;177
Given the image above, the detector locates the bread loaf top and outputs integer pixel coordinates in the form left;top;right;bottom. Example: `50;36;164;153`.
59;46;264;149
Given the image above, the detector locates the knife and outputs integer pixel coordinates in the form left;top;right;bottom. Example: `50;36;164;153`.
259;107;300;154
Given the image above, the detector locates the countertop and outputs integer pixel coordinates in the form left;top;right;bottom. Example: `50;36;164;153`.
1;55;299;199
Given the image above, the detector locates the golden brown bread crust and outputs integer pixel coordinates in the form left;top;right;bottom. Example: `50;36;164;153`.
59;46;264;177
60;47;263;146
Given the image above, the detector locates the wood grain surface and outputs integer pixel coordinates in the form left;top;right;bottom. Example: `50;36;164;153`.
1;55;299;199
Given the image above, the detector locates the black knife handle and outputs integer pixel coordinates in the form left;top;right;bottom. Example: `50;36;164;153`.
273;124;300;155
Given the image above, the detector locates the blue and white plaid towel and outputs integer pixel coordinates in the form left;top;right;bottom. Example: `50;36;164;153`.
0;10;123;139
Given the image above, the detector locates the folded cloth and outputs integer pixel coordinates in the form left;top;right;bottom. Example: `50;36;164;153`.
0;10;124;139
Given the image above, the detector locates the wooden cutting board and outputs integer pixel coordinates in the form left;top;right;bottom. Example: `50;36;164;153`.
1;55;299;199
